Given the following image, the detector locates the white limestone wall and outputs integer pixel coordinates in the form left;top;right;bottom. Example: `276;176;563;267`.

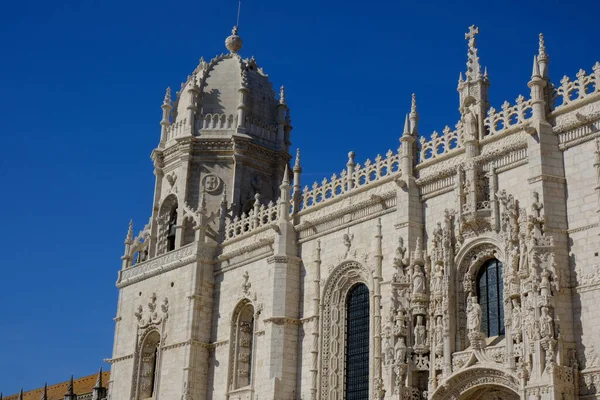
496;164;529;206
423;191;456;245
563;139;600;371
110;261;196;398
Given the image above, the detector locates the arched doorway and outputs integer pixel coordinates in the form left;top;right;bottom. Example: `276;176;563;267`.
460;384;519;400
430;367;520;400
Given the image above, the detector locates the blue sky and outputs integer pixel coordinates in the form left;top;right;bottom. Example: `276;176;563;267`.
0;0;598;394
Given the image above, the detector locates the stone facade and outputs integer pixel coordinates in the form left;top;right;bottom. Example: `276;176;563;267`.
107;25;600;399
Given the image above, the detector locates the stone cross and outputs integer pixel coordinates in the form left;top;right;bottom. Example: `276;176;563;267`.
465;25;479;48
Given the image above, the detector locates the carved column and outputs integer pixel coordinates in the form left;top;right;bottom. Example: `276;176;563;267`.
373;219;384;398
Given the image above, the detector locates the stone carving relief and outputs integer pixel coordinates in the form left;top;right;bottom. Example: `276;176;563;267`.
202;173;222;195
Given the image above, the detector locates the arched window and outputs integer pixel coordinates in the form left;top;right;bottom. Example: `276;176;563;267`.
231;302;255;390
345;283;370;400
476;259;505;337
138;330;160;399
166;206;178;252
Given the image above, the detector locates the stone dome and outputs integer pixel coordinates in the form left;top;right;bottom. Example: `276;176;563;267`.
173;54;280;131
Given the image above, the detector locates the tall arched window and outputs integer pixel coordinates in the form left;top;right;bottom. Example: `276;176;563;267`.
476;259;505;337
138;330;160;399
166;206;178;252
345;283;370;400
230;301;255;390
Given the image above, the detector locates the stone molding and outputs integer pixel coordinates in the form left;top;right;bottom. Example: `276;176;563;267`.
266;255;302;265
117;244;196;288
568;222;599;234
527;173;567;184
104;354;134;364
430;366;520;400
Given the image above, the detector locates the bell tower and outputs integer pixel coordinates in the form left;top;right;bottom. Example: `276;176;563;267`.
109;26;293;400
147;26;292;257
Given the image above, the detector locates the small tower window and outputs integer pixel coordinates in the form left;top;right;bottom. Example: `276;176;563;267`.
138;330;160;399
230;301;255;390
166;206;177;252
476;259;505;337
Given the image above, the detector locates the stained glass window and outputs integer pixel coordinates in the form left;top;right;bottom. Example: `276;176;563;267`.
345;283;370;400
476;259;505;337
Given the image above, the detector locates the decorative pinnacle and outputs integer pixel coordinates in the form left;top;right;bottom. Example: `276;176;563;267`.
294;148;301;171
403;114;410;136
125;219;133;243
465;25;482;80
163;87;172;104
458;72;464;83
279;86;286;105
531;55;541;79
40;383;47;400
66;375;74;395
225;26;243;53
19;389;23;400
281;164;290;186
410;93;417;115
538;33;547;61
94;367;103;388
221;184;228;206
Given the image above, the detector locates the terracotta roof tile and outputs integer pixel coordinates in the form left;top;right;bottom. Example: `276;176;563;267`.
3;371;110;400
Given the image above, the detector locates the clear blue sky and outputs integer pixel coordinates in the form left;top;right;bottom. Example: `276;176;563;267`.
0;0;598;394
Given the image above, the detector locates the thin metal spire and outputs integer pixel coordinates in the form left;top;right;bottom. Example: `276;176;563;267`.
236;0;242;28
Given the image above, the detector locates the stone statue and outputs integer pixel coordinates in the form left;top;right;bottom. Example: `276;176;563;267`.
540;306;553;338
435;316;443;345
412;265;425;295
432;262;443;294
395;337;407;364
464;105;478;140
384;334;395;365
414;316;426;347
467;295;482;333
511;299;522;331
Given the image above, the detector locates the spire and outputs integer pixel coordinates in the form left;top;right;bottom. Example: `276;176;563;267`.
409;94;419;135
64;375;75;399
465;25;482;80
225;26;243;53
458;72;464;84
403;114;410;136
19;389;23;400
40;383;47;400
94;367;103;388
125;219;133;243
538;33;548;62
531;55;541;79
294;148;301;172
282;164;290;186
279;86;286;106
163;87;172;105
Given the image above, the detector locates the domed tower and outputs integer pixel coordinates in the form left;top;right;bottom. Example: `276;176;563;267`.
150;26;292;255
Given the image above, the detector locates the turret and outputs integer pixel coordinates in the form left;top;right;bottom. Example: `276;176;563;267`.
400;113;416;178
276;86;287;147
278;166;291;220
409;93;419;135
292;149;302;215
186;73;199;134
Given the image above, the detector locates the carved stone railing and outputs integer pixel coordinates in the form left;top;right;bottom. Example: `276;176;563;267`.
297;149;401;212
117;243;196;288
196;113;236;131
484;95;534;138
224;201;279;242
552;63;600;112
245;115;278;144
418;125;463;162
165;118;187;141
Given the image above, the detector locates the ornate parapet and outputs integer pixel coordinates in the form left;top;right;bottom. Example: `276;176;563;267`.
117;243;197;288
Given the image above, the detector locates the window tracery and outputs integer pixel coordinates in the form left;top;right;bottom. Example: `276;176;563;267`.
137;330;160;399
230;300;255;390
345;283;370;400
476;259;505;337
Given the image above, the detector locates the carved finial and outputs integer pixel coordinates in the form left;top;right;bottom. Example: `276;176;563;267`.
40;383;48;400
294;148;301;170
532;55;541;79
538;33;547;61
347;151;356;166
411;93;417;114
125;219;133;243
163;87;172;105
465;25;482;80
279;85;286;105
458;71;464;83
225;26;243;53
483;66;488;79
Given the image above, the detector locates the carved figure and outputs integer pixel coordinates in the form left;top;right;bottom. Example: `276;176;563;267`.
395;337;407;364
384;334;395;365
435;316;443;345
539;306;553;338
432;262;443;294
414;316;426;347
412;265;425;295
467;294;482;333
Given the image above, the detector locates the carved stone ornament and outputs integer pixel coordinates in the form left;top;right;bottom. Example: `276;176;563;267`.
135;292;169;329
202;174;222;194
